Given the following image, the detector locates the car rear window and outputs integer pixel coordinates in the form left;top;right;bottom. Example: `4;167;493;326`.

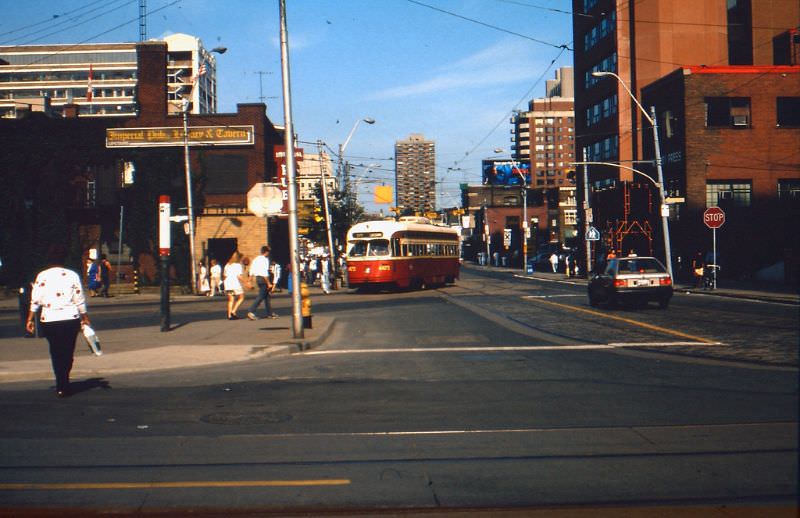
617;258;666;274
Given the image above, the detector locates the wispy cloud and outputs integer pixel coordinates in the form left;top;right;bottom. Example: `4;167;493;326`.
368;39;543;100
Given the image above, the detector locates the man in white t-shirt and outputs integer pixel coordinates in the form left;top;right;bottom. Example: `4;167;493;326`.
247;245;276;320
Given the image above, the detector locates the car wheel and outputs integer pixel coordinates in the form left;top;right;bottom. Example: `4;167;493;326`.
588;293;599;307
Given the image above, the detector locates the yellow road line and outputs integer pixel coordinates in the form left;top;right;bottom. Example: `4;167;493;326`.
0;479;351;490
528;298;717;344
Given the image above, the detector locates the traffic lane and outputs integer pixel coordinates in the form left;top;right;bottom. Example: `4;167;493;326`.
0;356;795;510
448;275;713;348
512;291;799;366
1;318;797;440
0;352;796;444
454;272;798;366
0;424;795;510
320;290;545;349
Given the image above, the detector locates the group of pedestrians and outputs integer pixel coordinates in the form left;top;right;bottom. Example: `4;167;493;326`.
86;255;113;297
298;255;334;294
195;246;280;321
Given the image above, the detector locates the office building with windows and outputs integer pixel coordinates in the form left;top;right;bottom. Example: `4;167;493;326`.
296;151;336;201
512;67;576;189
0;33;218;119
642;65;800;280
395;134;436;214
571;0;799;279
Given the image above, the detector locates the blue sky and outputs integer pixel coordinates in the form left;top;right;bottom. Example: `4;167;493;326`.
2;0;574;211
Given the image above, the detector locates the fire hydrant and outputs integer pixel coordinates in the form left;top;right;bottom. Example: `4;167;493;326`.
300;282;312;329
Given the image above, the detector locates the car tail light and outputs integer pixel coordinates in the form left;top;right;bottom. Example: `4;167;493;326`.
659;277;672;286
614;279;626;288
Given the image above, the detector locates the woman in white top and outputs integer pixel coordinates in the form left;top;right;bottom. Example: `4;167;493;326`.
198;262;210;295
223;252;247;320
209;259;222;296
25;244;92;397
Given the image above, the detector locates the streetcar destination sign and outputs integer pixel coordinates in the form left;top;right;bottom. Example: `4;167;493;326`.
106;125;255;148
703;207;726;229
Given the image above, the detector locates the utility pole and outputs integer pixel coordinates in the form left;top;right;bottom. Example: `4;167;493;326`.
582;148;592;278
279;0;303;338
650;105;673;280
317;140;338;288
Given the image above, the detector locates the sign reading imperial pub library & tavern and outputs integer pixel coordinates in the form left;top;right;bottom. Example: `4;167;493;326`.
106;125;255;148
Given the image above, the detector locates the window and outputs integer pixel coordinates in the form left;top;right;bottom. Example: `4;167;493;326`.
706;181;752;207
705;97;751;128
663;110;676;138
776;97;800;127
778;180;800;201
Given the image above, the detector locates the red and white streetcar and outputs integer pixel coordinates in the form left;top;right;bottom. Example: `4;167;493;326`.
345;217;460;290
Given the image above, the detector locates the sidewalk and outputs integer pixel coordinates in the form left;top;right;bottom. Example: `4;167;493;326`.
0;290;335;384
467;263;799;306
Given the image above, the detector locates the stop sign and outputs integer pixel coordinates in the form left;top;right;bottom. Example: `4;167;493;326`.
703;207;726;229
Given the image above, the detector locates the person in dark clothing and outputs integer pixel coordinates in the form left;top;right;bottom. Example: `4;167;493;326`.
99;254;112;297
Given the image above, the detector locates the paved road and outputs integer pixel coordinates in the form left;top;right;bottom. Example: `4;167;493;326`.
0;270;796;515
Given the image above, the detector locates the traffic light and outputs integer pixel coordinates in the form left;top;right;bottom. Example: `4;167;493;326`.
566;170;576;184
313;204;324;223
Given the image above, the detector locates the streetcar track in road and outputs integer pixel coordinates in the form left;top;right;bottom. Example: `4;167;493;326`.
525;298;718;344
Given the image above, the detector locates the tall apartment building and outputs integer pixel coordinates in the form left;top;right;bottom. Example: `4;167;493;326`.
512;67;575;188
0;33;218;119
395;134;436;214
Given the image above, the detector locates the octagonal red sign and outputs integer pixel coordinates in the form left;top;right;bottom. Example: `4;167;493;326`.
703;207;726;229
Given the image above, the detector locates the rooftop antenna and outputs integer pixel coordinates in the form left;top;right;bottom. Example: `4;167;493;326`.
255;71;272;103
139;0;147;41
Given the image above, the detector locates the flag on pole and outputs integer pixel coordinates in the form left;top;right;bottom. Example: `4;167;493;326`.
86;64;94;102
192;62;207;83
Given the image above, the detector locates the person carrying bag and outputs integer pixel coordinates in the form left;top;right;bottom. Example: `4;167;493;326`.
25;244;93;398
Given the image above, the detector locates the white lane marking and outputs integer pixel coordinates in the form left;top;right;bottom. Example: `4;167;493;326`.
300;342;723;355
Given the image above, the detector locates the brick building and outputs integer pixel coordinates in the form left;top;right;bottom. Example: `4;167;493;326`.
641;65;800;280
0;39;286;289
571;0;800;277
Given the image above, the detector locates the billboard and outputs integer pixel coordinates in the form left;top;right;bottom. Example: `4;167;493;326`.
482;160;531;186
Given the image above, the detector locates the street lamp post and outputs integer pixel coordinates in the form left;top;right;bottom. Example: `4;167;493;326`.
181;97;197;294
338;117;376;190
182;46;226;294
591;71;673;279
336;117;374;281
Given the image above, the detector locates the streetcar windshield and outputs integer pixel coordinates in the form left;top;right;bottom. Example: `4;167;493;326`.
348;239;391;257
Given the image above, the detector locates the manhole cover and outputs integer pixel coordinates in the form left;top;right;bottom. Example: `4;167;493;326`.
200;411;292;425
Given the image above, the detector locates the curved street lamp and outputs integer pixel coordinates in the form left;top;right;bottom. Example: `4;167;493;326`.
334;117;375;285
590;71;673;279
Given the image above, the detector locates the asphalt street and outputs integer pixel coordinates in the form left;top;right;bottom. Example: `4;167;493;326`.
0;267;797;515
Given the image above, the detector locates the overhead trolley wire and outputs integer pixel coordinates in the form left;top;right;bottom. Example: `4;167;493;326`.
406;0;571;51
